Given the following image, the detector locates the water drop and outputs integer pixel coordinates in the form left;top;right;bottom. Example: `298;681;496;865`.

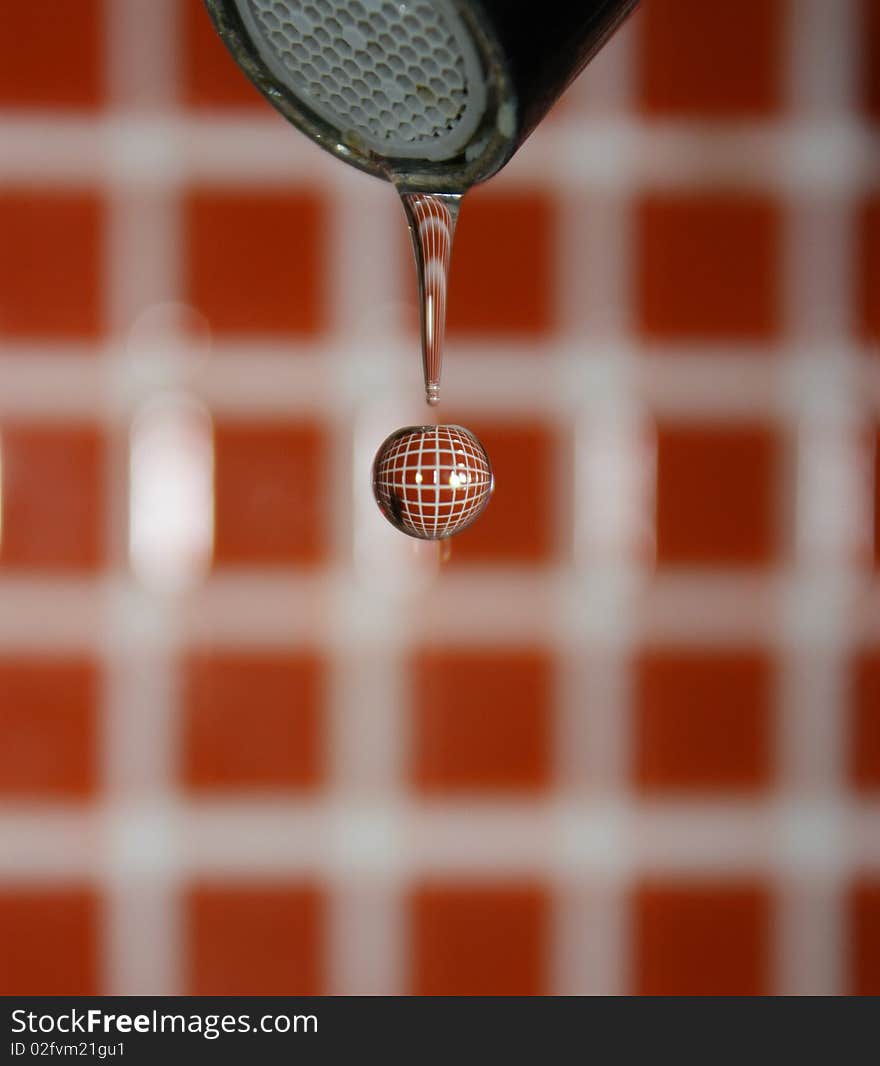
373;424;493;539
399;190;460;407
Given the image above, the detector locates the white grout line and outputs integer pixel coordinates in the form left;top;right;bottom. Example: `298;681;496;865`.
0;801;876;880
1;116;877;193
98;0;185;999
773;0;859;998
2;343;877;418
0;810;100;879
786;0;859;118
553;880;629;995
328;878;405;995
100;800;183;995
0;571;878;650
776;876;846;996
323;152;424;994
104;0;182;113
557;9;639;120
551;30;641;995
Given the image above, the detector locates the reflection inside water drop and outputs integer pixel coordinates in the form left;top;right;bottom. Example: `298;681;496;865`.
373;424;493;540
399;190;461;407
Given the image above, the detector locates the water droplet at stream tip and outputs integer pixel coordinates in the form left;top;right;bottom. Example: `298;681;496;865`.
373;424;493;540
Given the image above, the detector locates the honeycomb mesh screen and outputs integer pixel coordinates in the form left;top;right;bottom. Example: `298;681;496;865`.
237;0;487;161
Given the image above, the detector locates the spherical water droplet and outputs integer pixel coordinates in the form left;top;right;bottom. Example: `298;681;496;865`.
372;424;493;540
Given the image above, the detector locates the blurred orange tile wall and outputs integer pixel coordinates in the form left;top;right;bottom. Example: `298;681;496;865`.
0;0;878;996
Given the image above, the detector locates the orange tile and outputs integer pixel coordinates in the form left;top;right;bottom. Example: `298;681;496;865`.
861;199;880;343
182;651;324;792
864;1;880;121
186;884;323;994
182;0;266;109
634;881;770;995
446;190;555;337
850;650;880;793
184;189;326;336
0;191;103;339
637;194;780;341
0;887;98;994
410;883;548;995
655;423;778;566
410;648;553;793
850;880;880;995
0;658;97;799
0;425;105;571
212;421;328;566
446;421;556;565
0;2;102;110
638;0;784;118
635;649;773;793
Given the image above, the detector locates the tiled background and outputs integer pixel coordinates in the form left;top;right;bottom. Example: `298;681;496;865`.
0;0;878;996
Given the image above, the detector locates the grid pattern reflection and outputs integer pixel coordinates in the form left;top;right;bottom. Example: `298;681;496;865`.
372;425;493;539
0;0;878;997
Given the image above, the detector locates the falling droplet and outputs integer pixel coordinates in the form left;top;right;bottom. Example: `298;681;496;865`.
399;190;461;407
373;424;493;539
